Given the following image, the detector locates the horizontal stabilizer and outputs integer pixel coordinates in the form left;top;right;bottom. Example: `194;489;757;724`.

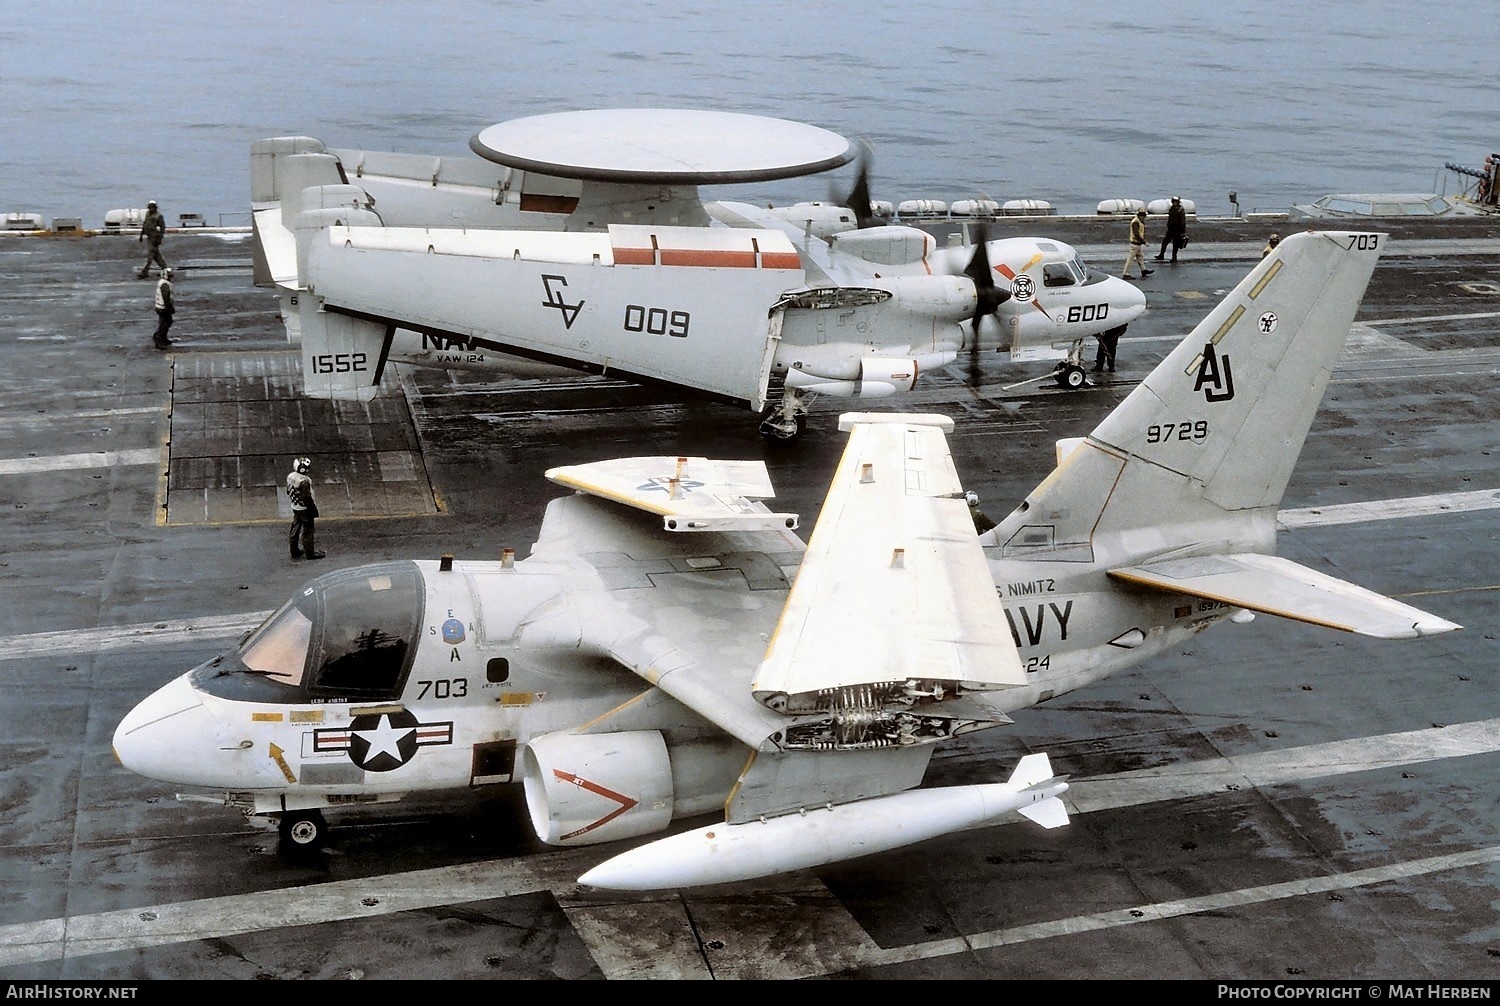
1018;796;1070;830
546;457;798;532
1108;553;1462;639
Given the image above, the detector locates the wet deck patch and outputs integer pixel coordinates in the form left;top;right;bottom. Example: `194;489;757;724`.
161;351;439;524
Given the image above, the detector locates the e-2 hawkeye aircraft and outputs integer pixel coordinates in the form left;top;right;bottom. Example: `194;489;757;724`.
115;230;1456;889
250;110;1146;442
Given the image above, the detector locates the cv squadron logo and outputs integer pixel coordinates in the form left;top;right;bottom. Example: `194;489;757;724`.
314;710;454;772
541;274;585;329
1193;341;1235;402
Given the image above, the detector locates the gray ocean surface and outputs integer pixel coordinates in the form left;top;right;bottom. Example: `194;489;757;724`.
1;0;1495;227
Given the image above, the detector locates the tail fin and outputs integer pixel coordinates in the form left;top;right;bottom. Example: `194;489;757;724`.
297;304;392;403
994;230;1383;558
1007;752;1057;787
1007;753;1070;829
1092;230;1382;514
250;137;390;400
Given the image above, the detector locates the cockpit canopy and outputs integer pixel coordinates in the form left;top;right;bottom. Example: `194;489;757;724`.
194;561;424;704
1032;242;1100;289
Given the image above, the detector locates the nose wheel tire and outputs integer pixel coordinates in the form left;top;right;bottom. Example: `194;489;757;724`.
278;810;328;852
1057;364;1088;390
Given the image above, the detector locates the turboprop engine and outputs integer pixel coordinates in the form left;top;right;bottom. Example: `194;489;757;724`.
772;274;973;397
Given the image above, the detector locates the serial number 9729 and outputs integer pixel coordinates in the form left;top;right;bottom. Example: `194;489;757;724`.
1147;420;1208;444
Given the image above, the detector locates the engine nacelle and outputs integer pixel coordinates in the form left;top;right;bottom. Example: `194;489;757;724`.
885;274;977;320
827;225;936;266
786;355;935;398
520;731;674;847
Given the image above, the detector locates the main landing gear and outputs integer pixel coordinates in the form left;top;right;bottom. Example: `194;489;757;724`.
759;385;810;444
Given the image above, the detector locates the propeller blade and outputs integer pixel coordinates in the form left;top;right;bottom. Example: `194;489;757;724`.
963;225;1010;329
836;140;876;228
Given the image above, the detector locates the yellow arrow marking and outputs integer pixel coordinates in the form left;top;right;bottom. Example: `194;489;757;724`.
268;742;297;784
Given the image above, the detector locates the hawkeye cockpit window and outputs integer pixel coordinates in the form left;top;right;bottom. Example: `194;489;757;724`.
1043;262;1077;288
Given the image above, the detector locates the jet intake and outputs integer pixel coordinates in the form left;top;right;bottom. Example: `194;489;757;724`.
520;731;674;846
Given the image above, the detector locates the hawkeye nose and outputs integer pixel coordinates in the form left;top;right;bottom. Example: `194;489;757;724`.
1103;272;1148;321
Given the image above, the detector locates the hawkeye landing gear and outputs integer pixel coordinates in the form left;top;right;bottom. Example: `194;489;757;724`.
1055;336;1094;389
1056;363;1088;389
759;387;810;445
277;809;328;853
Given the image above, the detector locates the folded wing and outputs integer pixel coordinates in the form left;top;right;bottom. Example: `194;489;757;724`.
753;412;1026;710
546;456;797;532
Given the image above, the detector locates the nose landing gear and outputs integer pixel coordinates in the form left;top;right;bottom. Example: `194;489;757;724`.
1056;363;1089;389
277;809;328;853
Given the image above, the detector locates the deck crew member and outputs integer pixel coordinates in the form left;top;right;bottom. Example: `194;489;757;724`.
137;200;167;278
152;268;175;349
286;456;326;560
1155;196;1188;262
1122;209;1154;280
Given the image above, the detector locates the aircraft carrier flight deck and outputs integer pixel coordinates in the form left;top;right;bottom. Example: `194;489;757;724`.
0;220;1496;980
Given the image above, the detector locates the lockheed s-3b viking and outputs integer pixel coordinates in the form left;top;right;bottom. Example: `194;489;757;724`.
116;230;1457;888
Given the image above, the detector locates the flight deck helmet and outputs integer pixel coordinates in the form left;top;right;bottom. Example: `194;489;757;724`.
293;456;312;474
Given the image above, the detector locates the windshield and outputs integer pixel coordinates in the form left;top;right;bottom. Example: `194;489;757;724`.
240;600;313;686
1042;262;1076;288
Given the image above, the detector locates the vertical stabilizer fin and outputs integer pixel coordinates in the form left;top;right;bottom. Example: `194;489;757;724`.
993;230;1384;557
298;305;391;402
1091;230;1383;513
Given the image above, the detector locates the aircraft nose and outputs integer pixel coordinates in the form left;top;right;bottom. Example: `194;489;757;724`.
113;673;221;783
1114;275;1149;314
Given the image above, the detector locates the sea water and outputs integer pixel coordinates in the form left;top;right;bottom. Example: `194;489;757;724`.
0;0;1494;227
